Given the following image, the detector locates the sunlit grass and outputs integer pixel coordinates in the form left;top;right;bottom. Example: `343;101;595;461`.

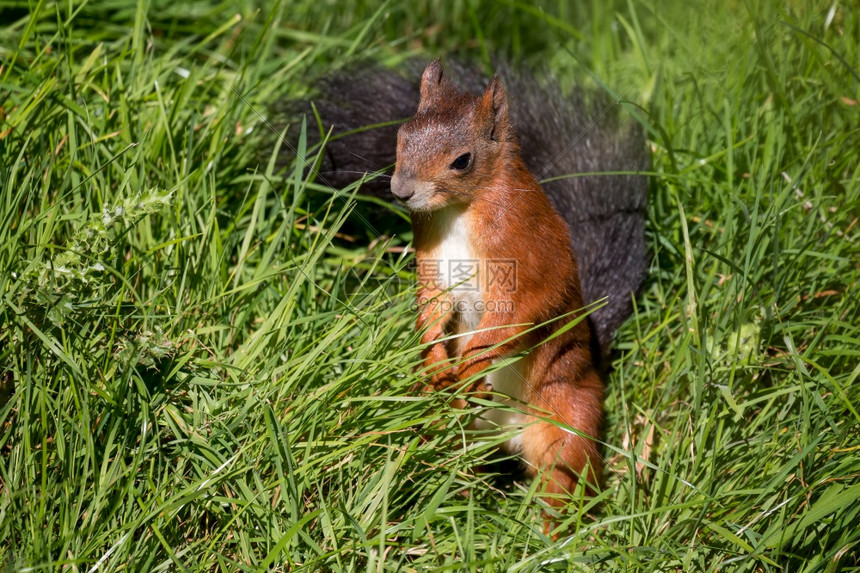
1;1;858;570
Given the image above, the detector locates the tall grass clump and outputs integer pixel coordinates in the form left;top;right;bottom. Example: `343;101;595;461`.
1;0;858;570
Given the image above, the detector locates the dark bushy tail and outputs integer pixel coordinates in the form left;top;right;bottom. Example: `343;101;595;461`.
283;61;649;357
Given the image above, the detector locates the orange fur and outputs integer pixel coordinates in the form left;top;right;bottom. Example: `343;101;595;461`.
392;60;604;525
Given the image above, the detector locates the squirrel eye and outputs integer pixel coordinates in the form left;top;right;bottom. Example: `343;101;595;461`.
450;153;472;171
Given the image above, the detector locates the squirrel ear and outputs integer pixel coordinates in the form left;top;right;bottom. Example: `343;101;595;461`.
418;59;449;112
482;75;514;142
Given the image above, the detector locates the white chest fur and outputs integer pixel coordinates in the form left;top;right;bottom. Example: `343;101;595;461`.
430;209;528;453
433;209;482;333
433;210;475;290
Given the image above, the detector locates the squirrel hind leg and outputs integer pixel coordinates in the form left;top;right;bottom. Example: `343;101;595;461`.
519;371;604;528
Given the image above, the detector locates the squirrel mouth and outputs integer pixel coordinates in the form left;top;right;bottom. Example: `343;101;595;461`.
390;177;440;212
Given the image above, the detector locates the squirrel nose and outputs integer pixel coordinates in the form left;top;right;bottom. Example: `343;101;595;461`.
390;173;414;202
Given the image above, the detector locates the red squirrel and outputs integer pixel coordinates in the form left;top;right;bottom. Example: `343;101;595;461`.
388;60;604;507
286;59;648;515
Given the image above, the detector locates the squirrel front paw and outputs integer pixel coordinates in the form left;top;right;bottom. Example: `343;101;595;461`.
467;378;494;401
411;372;455;394
427;370;459;392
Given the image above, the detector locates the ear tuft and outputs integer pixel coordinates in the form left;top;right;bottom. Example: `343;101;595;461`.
418;59;449;112
482;75;514;142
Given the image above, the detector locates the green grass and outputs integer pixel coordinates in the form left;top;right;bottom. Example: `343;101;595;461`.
1;0;858;570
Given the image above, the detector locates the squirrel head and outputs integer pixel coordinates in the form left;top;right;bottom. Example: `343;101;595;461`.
390;59;518;213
